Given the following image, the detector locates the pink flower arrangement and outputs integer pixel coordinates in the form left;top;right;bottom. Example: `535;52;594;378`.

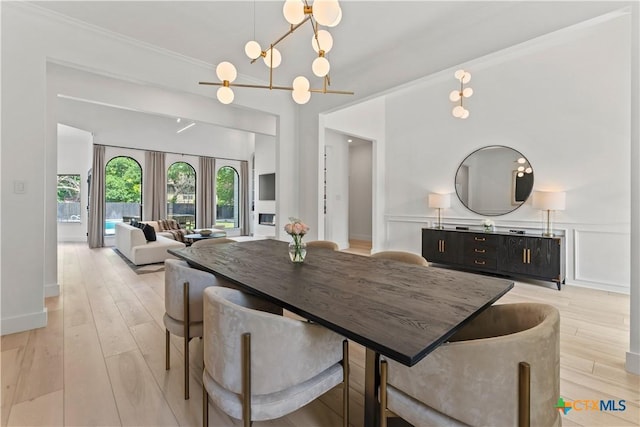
285;217;309;262
284;217;310;236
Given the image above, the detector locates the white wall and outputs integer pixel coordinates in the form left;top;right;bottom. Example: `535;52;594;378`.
380;13;631;292
1;3;297;335
324;131;350;249
321;12;632;293
349;142;373;241
57;124;92;243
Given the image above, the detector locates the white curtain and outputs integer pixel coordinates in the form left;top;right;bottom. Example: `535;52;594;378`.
240;160;250;235
143;151;166;220
198;156;216;228
88;144;105;248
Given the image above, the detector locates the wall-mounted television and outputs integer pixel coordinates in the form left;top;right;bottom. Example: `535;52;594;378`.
259;173;276;200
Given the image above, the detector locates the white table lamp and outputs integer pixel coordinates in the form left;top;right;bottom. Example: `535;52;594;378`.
532;191;566;237
428;193;451;229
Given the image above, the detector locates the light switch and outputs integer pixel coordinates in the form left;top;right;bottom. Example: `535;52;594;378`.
13;180;26;194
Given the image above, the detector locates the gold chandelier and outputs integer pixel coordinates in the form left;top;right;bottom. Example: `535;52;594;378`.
200;0;354;105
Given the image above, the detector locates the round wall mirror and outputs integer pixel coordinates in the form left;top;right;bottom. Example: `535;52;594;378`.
455;145;534;216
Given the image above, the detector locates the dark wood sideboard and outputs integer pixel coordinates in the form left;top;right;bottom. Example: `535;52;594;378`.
422;228;565;290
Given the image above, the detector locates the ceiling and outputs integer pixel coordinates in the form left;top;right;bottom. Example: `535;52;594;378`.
31;1;629;92
32;1;630;146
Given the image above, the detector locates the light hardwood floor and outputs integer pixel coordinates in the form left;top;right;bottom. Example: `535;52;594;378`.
1;242;638;426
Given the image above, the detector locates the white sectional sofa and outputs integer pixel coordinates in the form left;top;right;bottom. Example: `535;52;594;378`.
115;222;186;265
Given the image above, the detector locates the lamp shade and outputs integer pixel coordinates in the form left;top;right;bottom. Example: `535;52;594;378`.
532;191;566;211
428;193;451;209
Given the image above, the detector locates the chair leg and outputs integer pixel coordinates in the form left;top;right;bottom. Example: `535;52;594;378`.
342;340;349;427
184;335;190;400
202;382;209;427
518;362;531;427
184;281;190;400
165;329;170;371
242;333;252;427
380;360;388;427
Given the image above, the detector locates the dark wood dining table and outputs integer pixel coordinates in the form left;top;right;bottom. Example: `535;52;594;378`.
169;239;513;427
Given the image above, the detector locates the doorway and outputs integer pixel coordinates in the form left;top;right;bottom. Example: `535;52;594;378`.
348;139;373;253
323;130;373;253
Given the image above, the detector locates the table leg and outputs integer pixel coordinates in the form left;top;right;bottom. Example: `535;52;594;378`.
364;348;380;427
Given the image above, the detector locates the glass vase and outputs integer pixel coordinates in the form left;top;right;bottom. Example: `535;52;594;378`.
288;239;307;263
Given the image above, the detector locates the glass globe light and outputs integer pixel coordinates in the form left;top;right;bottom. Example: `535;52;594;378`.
312;56;330;77
292;76;310;92
517;157;526;164
313;0;341;26
217;86;234;104
452;105;464;118
517;172;524;177
525;167;533;174
292;89;311;104
462;87;474;98
462;72;471;84
283;0;305;24
449;90;461;102
263;48;282;68
312;30;333;53
244;41;262;60
518;166;525;172
216;61;237;82
461;109;470;119
326;6;342;27
454;69;466;80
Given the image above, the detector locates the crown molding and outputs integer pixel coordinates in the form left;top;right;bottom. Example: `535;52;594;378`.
8;2;213;70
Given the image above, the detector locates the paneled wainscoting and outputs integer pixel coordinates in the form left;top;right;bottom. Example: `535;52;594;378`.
1;242;637;426
385;215;631;294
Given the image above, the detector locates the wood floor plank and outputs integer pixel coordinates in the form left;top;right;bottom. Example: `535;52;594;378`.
115;297;154;327
0;331;30;352
104;349;179;426
1;347;24;427
6;389;63;427
64;323;121;426
129;320;211;427
90;296;139;358
13;309;63;404
62;276;93;329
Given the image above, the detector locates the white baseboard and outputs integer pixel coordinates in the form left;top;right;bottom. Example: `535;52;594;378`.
45;282;60;297
626;351;640;375
1;308;48;335
349;233;372;241
57;237;87;243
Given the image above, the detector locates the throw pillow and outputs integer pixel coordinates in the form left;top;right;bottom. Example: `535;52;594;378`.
141;223;157;242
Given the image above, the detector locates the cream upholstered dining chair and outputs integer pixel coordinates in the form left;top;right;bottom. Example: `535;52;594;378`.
164;258;232;400
371;250;429;266
202;287;350;427
306;240;340;250
379;303;561;427
190;237;236;248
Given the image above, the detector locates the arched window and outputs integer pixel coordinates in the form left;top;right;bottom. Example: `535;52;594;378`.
167;161;196;229
105;156;142;234
216;166;239;229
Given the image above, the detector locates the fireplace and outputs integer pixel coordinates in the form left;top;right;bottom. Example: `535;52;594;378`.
258;213;275;226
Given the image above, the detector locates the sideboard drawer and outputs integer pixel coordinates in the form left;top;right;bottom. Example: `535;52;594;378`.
463;255;497;270
465;245;497;258
464;233;498;248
